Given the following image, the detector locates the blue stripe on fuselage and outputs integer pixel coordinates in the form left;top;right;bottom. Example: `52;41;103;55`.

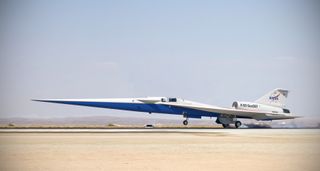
39;100;220;118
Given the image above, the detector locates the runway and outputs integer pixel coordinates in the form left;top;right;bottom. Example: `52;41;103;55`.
0;129;319;171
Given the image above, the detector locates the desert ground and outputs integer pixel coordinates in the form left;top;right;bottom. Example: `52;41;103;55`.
0;129;319;171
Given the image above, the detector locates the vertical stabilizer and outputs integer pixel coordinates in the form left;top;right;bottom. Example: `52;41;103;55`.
255;88;289;107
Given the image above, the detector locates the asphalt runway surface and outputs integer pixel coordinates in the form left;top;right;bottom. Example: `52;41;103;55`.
0;129;319;171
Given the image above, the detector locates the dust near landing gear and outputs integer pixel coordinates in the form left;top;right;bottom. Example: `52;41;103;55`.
235;121;242;128
183;120;188;125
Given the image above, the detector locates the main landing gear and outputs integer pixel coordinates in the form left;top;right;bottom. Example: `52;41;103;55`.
216;115;242;128
235;121;242;128
222;124;229;128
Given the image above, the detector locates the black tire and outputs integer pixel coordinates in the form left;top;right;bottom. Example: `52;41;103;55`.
183;120;188;125
235;121;242;128
222;124;229;128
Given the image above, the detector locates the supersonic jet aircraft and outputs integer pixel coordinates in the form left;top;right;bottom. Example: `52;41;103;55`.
34;88;299;128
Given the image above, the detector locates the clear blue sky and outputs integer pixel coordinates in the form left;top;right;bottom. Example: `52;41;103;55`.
0;0;319;119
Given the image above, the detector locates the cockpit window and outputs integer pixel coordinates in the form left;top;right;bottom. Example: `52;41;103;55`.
161;98;167;102
168;98;177;102
283;109;290;113
232;102;238;108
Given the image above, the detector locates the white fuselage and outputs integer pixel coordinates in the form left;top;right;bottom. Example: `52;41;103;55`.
232;101;284;114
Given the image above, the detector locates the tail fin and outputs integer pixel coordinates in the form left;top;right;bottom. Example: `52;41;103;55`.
255;88;289;108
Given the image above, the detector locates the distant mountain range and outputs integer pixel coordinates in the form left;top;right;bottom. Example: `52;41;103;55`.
0;115;211;126
0;115;319;128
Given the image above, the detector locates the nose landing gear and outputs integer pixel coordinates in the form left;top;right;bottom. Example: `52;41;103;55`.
182;112;189;126
183;120;188;125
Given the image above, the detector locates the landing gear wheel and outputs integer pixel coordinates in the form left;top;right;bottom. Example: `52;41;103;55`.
222;124;229;128
183;120;188;126
235;121;242;128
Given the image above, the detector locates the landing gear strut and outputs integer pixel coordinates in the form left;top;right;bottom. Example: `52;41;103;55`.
182;112;189;126
183;120;188;125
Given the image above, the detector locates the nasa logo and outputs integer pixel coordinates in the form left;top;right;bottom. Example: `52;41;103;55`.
269;92;280;101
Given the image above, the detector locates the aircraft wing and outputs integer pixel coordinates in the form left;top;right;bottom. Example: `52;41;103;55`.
166;102;298;120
